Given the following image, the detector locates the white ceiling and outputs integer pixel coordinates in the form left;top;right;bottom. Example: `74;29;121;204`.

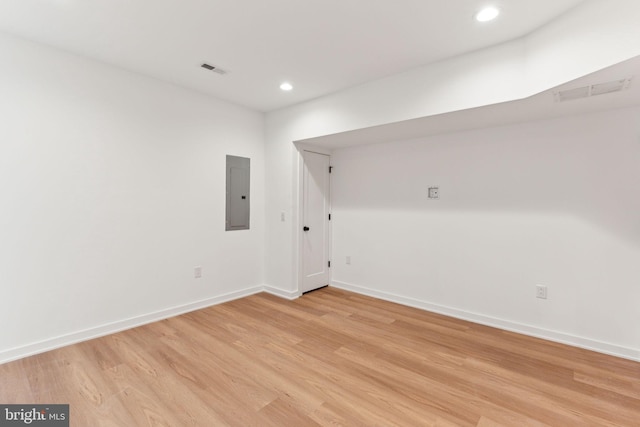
0;0;585;112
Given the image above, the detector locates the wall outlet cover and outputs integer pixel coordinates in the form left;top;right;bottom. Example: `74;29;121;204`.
428;187;440;199
536;285;547;299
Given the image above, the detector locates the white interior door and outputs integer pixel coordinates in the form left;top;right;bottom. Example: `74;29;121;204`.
302;150;330;293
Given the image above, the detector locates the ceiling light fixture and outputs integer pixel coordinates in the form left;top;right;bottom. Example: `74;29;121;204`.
280;82;293;91
475;6;500;22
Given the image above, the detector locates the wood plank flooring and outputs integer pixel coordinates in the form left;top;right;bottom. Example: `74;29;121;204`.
1;287;638;426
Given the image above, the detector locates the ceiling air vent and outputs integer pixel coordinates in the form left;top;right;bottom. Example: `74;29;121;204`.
554;77;632;102
201;63;227;75
556;86;590;102
591;79;630;96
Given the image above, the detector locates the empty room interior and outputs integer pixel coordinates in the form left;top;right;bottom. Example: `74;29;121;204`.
1;0;639;425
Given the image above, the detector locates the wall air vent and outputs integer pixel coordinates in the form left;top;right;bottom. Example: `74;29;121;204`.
554;77;632;102
201;63;227;75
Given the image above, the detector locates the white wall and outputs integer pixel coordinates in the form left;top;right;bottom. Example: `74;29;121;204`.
330;106;640;359
0;32;265;362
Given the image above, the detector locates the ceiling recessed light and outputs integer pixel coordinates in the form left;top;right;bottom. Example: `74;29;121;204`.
280;82;293;91
475;6;500;22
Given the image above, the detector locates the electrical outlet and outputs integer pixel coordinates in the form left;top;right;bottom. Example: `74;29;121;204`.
536;285;547;299
194;266;202;279
428;187;440;199
346;256;351;265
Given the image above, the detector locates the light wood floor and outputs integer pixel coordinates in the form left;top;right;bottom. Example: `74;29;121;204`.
1;287;638;426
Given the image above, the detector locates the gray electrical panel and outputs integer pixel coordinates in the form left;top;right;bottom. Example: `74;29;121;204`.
226;155;250;231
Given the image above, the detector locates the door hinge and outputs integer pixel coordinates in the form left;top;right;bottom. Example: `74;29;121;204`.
328;261;331;268
328;213;332;221
329;166;333;173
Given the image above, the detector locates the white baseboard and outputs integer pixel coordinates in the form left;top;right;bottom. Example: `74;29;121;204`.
331;280;640;362
263;285;300;300
0;285;268;365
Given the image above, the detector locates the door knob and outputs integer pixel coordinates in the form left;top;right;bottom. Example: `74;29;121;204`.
303;226;310;231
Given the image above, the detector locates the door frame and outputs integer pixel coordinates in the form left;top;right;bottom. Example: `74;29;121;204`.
294;142;332;295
